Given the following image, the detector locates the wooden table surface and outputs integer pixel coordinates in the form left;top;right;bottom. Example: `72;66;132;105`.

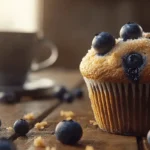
0;68;149;150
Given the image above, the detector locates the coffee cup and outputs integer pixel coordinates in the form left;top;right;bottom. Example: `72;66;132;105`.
0;32;58;87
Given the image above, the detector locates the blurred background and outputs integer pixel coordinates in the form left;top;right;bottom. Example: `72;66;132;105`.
0;0;150;69
42;0;150;69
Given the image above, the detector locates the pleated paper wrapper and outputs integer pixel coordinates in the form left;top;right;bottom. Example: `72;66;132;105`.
84;77;150;136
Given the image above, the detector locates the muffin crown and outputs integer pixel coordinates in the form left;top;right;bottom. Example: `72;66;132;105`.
80;23;150;83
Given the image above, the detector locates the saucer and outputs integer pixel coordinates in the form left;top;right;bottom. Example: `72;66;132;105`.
0;78;56;98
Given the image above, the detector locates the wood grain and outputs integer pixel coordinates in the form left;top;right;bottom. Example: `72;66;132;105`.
0;69;82;139
15;86;138;150
0;100;59;139
139;138;150;150
30;69;82;86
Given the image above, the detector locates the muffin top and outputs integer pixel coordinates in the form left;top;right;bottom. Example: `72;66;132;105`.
80;23;150;83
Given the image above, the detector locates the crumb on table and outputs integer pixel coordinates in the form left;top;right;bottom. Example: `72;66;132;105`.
85;145;94;150
23;113;35;121
45;146;51;150
45;146;56;150
35;121;48;130
60;110;75;118
41;121;48;126
34;136;46;148
66;117;73;120
89;120;98;126
6;127;14;131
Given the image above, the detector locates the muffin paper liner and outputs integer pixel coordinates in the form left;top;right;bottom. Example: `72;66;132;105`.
84;77;150;136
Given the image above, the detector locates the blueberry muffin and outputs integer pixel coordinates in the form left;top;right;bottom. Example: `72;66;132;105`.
80;22;150;136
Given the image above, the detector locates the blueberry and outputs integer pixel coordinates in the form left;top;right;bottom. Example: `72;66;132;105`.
72;88;84;99
120;22;143;41
62;92;74;103
55;120;83;145
123;53;143;69
13;119;29;136
125;68;140;82
52;86;67;99
92;32;115;55
122;53;144;82
0;92;19;104
0;137;16;150
0;120;1;127
147;130;150;144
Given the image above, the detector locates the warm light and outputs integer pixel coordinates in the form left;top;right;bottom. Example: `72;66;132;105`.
0;0;41;32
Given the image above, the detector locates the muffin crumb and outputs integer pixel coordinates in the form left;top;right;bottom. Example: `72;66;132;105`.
51;147;56;150
66;117;72;120
6;127;14;131
85;145;94;150
23;113;35;121
35;121;48;130
41;121;48;126
60;110;75;118
45;146;50;150
93;122;98;126
89;120;98;126
45;146;56;150
34;136;46;147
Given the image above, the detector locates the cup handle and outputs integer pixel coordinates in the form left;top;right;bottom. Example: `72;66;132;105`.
31;38;58;71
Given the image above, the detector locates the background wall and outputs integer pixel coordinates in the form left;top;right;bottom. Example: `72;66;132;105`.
43;0;150;69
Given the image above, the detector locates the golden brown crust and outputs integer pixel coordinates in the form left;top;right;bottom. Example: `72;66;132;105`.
80;38;150;83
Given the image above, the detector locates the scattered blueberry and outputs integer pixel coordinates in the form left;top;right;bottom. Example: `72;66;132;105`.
52;86;67;100
0;92;19;104
55;120;83;145
13;119;29;136
92;32;115;55
0;137;16;150
72;88;84;99
120;22;143;41
62;92;74;103
122;53;144;82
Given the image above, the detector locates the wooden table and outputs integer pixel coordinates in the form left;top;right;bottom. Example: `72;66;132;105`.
0;68;149;150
